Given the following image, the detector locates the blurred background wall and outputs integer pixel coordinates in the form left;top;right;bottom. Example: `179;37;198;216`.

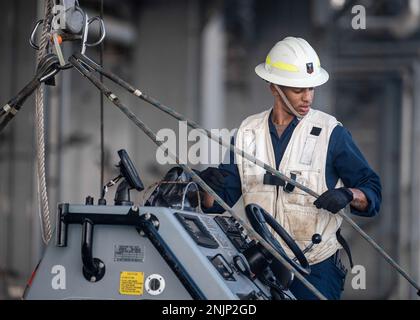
0;0;419;299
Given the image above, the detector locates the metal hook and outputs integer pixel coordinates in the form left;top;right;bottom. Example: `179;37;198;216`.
81;14;106;54
85;16;106;47
29;19;44;50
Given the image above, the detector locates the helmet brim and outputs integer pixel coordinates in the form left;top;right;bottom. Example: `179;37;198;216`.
255;63;329;88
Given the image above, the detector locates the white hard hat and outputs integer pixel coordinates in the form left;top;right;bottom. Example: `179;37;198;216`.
255;37;329;88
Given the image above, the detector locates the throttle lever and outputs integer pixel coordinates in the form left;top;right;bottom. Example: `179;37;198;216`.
293;233;322;262
233;254;255;279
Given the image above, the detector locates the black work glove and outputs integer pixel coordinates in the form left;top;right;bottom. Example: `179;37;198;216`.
313;187;353;214
197;167;228;193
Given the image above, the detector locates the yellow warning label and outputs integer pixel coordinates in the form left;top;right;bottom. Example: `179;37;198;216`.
119;271;144;295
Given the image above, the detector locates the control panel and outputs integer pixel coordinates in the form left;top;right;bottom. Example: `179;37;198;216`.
24;205;284;300
213;215;253;252
175;213;219;249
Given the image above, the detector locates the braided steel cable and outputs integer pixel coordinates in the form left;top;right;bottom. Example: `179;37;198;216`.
35;0;54;244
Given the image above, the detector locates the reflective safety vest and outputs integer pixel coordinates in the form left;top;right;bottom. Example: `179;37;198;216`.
235;108;346;265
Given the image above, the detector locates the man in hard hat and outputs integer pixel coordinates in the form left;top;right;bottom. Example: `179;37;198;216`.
199;36;382;300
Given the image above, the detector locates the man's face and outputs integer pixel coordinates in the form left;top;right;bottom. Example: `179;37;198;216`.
274;85;315;116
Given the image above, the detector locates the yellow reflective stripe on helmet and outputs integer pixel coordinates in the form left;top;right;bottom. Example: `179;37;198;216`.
266;55;299;72
316;56;321;68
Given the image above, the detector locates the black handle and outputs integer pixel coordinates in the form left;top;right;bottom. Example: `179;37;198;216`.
81;219;105;282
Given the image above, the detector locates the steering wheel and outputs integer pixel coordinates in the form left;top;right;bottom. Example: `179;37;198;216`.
245;203;311;276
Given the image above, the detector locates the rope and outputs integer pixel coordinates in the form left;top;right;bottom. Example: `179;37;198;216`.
35;0;54;244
